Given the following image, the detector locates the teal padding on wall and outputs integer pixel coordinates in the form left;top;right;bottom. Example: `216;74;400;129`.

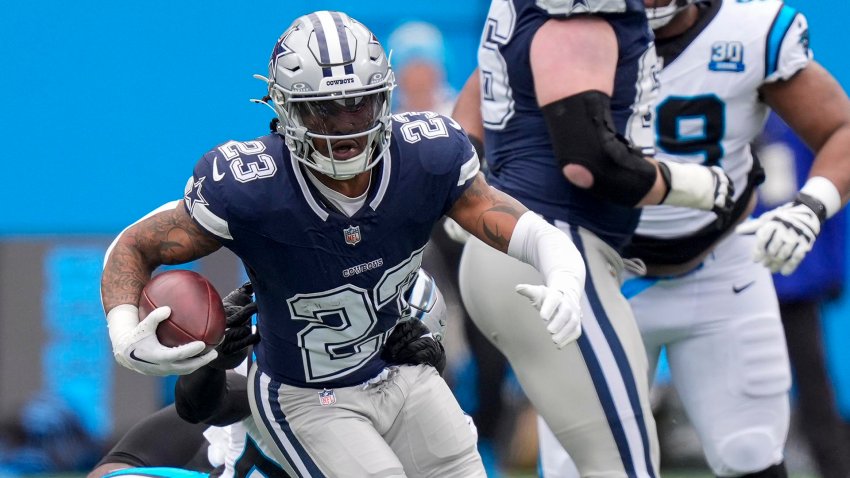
43;246;111;439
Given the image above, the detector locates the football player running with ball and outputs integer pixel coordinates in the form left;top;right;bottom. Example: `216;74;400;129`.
538;1;850;477
100;10;589;478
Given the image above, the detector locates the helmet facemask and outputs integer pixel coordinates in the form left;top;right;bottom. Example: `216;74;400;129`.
273;85;394;180
646;0;700;30
258;11;397;181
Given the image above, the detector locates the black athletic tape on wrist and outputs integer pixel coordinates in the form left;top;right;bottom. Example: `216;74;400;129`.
795;192;827;224
657;162;673;204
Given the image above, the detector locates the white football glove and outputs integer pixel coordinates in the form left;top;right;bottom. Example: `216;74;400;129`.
660;162;734;216
736;195;824;276
515;282;582;349
107;304;218;376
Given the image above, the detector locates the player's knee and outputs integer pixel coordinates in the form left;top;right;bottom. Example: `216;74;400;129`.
709;428;782;476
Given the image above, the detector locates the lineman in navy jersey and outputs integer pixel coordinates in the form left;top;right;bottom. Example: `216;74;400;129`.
539;1;850;477
101;10;589;478
455;0;739;476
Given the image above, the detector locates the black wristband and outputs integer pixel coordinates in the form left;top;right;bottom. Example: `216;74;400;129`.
657;162;673;204
795;192;827;224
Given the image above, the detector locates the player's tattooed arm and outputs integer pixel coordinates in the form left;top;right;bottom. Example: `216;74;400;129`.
101;205;221;311
447;173;528;252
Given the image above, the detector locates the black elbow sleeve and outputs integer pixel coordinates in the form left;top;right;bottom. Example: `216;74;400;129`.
541;90;657;207
174;366;227;424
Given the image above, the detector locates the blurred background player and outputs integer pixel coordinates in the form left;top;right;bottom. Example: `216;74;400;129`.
387;21;456;116
539;0;850;477
388;19;513;476
100;9;589;477
754;113;850;478
454;0;736;476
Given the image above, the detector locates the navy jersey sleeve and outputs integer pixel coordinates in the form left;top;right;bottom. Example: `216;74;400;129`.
183;147;234;243
392;112;481;216
442;120;481;214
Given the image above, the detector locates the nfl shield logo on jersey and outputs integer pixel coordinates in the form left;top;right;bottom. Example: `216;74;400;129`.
344;225;361;246
318;389;337;406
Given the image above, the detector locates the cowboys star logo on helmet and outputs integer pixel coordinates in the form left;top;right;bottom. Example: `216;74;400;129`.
252;10;396;180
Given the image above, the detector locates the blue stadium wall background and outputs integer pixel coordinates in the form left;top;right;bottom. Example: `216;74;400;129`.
0;0;847;441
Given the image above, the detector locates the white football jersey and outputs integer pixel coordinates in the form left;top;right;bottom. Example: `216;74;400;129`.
636;0;811;240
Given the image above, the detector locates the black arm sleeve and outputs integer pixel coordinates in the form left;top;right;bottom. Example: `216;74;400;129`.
541;90;658;207
175;367;251;427
94;404;208;468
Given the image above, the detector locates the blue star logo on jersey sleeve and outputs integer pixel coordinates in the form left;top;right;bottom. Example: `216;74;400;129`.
184;176;209;214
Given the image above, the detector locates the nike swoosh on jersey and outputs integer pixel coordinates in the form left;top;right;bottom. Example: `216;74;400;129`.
129;350;157;365
732;281;755;294
212;155;226;181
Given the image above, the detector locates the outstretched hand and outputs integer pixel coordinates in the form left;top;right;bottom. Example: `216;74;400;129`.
515;283;582;348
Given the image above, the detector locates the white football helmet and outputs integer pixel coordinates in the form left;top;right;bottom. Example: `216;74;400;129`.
646;0;703;30
407;269;447;343
258;11;396;180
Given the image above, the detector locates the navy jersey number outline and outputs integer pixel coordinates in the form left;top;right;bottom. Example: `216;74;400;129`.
655;95;726;166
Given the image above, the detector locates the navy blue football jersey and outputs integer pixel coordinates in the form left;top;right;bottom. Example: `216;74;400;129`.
478;0;656;250
184;112;479;388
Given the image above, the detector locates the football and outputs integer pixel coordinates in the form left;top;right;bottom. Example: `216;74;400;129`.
138;270;226;353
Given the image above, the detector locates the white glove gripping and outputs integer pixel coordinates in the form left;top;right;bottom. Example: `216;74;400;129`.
107;304;218;376
737;177;841;276
508;212;586;348
659;161;734;214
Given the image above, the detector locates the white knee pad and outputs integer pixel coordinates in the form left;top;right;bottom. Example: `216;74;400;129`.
710;428;781;477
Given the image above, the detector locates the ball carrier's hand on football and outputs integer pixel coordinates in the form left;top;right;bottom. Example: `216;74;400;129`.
102;200;224;377
381;319;446;373
209;282;260;370
107;304;218;376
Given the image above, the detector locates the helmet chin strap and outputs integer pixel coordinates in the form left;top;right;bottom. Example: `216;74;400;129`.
309;148;369;180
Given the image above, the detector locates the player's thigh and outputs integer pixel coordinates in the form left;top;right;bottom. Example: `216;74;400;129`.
460;229;658;478
385;365;484;478
249;366;405;478
667;266;790;475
